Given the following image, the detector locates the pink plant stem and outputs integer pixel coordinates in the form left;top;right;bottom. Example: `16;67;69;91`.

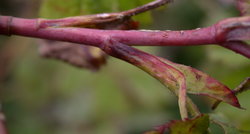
0;15;250;58
0;16;216;47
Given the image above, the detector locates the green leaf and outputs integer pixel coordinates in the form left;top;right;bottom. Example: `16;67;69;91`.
167;114;210;134
210;114;246;134
145;115;210;134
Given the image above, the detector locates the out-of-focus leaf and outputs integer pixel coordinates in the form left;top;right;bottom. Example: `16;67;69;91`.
237;0;250;16
210;114;247;134
223;126;241;134
38;40;106;71
167;114;209;134
145;114;210;134
37;40;107;71
39;0;81;18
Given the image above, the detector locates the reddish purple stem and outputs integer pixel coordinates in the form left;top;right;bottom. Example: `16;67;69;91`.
0;15;250;58
0;16;216;46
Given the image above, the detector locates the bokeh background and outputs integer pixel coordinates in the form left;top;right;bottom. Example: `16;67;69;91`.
0;0;250;134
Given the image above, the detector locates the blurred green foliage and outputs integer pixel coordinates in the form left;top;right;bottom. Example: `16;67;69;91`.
168;114;209;134
0;0;250;134
39;0;153;26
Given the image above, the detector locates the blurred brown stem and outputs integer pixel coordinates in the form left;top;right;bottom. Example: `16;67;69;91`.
0;112;8;134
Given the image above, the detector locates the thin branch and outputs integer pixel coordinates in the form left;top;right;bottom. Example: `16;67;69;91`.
212;77;250;110
37;0;172;28
122;0;173;17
